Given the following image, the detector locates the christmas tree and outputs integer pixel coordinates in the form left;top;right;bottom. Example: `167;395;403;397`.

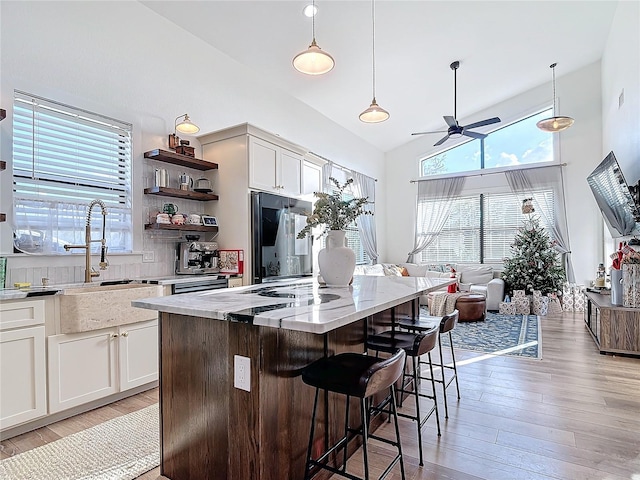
501;214;565;295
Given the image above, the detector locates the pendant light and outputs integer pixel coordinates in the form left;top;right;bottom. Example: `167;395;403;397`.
536;63;574;133
359;0;389;123
292;0;335;75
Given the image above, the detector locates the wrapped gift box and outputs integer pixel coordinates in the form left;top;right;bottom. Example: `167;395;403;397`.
499;302;517;315
514;296;530;315
513;290;526;298
532;296;549;315
547;293;562;314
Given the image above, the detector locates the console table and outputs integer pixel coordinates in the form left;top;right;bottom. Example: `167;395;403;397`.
584;291;640;356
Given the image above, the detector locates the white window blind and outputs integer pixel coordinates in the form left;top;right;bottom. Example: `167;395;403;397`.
420;190;554;264
12;91;132;254
421;195;481;263
483;191;554;263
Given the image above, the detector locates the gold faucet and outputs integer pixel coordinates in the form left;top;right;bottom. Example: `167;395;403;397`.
64;199;109;283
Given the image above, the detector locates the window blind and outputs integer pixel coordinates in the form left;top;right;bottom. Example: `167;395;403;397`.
483;191;554;263
12;91;132;254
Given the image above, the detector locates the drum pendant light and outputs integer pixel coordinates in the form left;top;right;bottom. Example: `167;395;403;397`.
536;63;574;133
359;0;389;123
292;0;335;75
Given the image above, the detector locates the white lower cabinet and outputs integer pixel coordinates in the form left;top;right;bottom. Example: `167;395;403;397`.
48;320;158;413
0;325;47;430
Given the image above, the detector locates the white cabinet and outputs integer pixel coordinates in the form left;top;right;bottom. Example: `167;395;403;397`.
249;136;302;197
118;320;159;391
48;320;158;413
0;298;47;430
302;160;323;195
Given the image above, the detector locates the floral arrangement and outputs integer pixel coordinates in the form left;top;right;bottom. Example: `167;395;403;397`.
297;177;372;239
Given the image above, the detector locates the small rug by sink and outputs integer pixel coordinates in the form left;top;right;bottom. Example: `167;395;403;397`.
423;309;541;359
0;404;159;480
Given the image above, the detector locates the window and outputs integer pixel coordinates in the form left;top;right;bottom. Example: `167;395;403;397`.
420;108;553;177
12;91;132;254
420;190;554;264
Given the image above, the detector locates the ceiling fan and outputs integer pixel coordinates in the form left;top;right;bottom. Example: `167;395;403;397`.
412;60;501;146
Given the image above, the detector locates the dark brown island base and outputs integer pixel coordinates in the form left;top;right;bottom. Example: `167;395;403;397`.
132;276;453;480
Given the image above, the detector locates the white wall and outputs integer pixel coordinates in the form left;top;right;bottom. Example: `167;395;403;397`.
0;1;385;284
383;61;604;286
601;0;640;254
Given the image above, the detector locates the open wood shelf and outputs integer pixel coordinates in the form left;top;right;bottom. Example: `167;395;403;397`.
144;149;218;170
145;223;219;232
144;186;218;201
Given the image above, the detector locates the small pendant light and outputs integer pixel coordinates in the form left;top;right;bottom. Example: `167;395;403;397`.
536;63;574;133
292;0;335;75
359;0;389;123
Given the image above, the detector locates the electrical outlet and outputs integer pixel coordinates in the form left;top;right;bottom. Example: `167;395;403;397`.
234;355;251;392
142;251;155;263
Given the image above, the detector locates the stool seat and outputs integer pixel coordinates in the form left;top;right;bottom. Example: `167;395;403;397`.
302;352;404;399
366;330;438;358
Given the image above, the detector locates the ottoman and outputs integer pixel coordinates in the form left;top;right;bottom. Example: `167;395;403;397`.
456;294;486;322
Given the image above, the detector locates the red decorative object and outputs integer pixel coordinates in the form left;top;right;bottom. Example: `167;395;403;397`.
448;267;457;293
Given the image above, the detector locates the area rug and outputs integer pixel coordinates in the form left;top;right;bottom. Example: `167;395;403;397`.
0;404;159;480
423;309;541;359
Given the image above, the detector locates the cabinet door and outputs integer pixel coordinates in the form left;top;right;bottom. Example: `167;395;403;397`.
0;326;47;430
48;329;118;413
249;137;278;193
279;149;302;197
118;320;159;391
302;160;322;195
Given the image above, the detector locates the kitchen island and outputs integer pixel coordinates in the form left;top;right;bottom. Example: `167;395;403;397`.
132;275;453;480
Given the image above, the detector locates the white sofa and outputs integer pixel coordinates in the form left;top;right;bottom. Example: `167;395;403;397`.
354;263;505;311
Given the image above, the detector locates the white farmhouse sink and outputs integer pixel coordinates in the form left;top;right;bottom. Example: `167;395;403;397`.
59;283;163;333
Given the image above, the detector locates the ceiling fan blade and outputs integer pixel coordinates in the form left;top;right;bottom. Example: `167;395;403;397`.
411;130;447;136
443;116;457;128
433;134;450;146
462;130;487;140
463;117;501;130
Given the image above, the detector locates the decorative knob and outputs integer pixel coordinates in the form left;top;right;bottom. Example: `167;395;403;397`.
111;333;119;338
121;331;129;337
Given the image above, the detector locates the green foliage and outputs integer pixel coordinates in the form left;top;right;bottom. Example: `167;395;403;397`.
297;177;372;239
501;215;565;295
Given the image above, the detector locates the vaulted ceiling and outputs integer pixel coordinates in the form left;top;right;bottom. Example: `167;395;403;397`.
142;1;619;152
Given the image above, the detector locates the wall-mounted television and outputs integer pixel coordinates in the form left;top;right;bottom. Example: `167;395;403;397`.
587;151;640;238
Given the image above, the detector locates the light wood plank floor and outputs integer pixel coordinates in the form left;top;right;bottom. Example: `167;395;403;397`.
2;311;639;480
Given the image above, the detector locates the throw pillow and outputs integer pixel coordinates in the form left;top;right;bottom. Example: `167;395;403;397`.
400;263;428;277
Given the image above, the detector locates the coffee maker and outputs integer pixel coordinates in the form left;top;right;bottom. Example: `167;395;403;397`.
176;242;219;275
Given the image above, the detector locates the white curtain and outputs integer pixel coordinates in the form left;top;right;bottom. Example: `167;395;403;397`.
350;171;378;263
505;165;575;282
407;177;466;262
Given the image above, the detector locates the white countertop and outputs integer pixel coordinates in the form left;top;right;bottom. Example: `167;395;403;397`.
132;276;453;334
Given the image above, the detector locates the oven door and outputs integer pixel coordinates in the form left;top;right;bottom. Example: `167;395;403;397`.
172;277;228;294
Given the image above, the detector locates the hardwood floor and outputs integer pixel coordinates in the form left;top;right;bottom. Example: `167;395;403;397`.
2;311;639;480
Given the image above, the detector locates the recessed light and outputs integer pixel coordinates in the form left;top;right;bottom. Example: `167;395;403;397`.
303;4;318;17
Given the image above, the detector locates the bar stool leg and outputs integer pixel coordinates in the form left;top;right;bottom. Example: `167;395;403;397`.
389;385;406;480
437;335;450;419
341;395;351;472
304;388;321;480
426;351;441;437
449;331;461;399
360;398;370;480
410;355;424;466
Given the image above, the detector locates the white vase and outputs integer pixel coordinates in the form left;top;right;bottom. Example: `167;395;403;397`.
318;230;356;287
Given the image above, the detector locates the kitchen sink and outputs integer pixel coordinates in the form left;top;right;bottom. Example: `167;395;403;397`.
59;283;163;333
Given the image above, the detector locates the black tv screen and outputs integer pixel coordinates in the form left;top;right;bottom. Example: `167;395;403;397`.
587;151;640;237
